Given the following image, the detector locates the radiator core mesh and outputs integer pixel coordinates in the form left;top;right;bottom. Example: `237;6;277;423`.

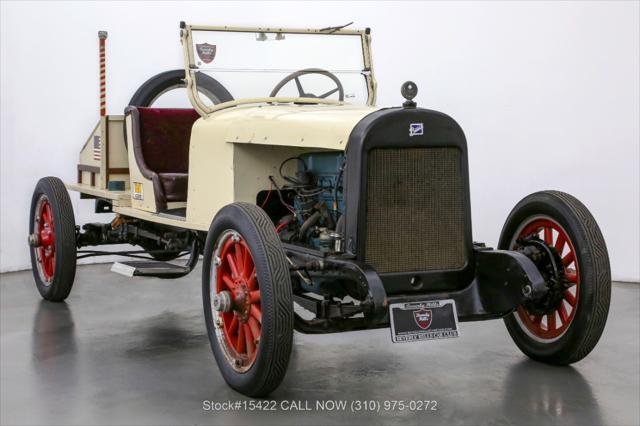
364;147;467;273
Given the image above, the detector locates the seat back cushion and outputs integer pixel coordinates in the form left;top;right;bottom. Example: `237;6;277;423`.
158;173;189;202
137;108;201;174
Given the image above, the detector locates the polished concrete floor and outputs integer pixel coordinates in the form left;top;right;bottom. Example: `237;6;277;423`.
1;264;638;426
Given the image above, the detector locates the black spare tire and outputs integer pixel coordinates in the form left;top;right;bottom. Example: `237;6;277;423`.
127;69;233;107
124;69;233;146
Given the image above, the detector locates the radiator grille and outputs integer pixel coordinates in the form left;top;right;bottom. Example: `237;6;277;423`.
364;147;467;273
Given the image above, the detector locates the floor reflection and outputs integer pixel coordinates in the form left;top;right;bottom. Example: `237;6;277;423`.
502;359;603;424
25;300;606;425
31;300;80;423
124;311;208;357
31;300;77;361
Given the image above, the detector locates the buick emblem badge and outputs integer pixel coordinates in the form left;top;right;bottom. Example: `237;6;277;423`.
409;123;423;137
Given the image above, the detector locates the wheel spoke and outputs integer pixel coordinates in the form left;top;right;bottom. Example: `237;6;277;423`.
226;253;240;278
564;290;577;306
565;269;578;284
558;305;569;324
236;323;246;353
251;304;262;323
544;227;553;245
562;252;575;267
248;317;261;341
244;324;254;357
242;246;253;280
319;87;339;98
532;314;543;325
234;244;244;274
554;233;566;253
41;211;49;226
43;256;51;277
47;204;54;224
247;267;257;290
222;274;236;290
42;204;53;224
249;290;260;304
228;315;239;335
547;312;556;331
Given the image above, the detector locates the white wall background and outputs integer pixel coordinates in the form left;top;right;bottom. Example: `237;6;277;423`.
1;1;638;281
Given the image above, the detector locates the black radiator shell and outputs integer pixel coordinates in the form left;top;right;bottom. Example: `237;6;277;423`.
344;107;474;294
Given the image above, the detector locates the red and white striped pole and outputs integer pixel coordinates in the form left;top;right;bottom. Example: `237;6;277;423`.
98;31;108;116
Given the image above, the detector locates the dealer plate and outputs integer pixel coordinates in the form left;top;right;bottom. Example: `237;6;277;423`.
389;299;460;343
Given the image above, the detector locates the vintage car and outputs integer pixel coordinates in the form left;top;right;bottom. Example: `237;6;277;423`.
28;23;611;397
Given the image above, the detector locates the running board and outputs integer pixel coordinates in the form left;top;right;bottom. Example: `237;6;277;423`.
111;261;192;278
110;240;200;279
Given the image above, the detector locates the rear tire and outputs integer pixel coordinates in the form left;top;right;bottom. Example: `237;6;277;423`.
202;202;293;397
499;190;610;365
29;177;77;302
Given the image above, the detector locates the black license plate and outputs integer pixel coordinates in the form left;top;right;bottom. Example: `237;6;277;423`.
389;299;460;343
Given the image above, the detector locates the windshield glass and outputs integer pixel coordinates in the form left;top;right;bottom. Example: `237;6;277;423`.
188;28;370;107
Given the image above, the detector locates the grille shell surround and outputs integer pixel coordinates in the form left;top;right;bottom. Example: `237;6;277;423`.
344;107;474;294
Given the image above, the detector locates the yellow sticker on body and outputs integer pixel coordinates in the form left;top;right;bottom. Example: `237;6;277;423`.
133;182;144;200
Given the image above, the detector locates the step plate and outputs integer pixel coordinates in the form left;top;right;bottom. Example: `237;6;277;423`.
111;261;189;278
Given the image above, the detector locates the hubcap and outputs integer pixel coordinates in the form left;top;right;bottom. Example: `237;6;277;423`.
33;196;56;283
211;230;261;372
212;290;233;312
512;217;580;342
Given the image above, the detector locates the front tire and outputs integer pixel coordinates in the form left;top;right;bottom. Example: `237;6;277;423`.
499;190;610;365
202;202;293;397
28;177;77;302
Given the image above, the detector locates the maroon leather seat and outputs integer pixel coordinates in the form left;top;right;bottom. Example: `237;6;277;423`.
127;107;200;211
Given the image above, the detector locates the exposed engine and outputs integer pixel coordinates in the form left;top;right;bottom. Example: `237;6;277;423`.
257;151;367;301
259;151;345;253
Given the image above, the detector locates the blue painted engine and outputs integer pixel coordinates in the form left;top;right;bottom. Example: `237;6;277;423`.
294;152;345;223
266;151;349;297
274;151;345;253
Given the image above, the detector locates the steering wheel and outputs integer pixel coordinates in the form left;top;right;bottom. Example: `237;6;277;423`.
270;68;344;101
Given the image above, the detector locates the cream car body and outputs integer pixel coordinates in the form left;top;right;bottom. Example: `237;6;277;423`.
69;24;378;230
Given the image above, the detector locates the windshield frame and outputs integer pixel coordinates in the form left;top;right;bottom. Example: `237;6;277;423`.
180;23;377;116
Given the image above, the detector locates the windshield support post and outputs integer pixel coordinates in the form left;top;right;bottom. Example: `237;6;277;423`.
181;25;211;117
361;31;377;106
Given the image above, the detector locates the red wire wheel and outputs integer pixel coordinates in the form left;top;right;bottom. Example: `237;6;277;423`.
29;177;77;302
211;231;261;371
34;197;56;283
512;217;580;342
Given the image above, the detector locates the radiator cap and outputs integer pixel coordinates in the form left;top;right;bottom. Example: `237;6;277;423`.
401;81;418;108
